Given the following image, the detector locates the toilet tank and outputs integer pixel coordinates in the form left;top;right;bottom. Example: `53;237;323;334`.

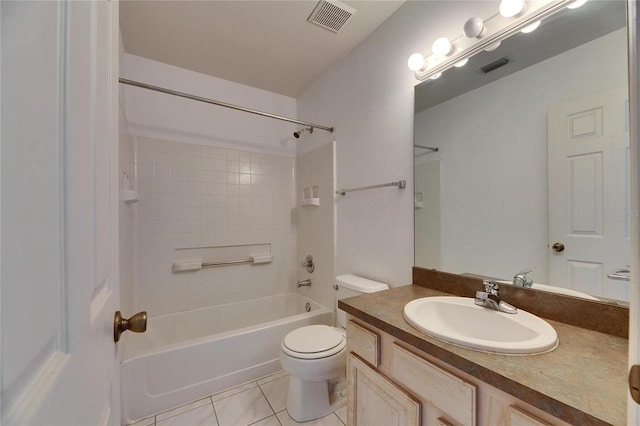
335;274;389;328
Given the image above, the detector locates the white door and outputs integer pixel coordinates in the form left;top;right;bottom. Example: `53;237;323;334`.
1;1;121;424
548;86;630;301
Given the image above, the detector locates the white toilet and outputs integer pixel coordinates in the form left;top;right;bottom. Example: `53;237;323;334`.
280;274;389;422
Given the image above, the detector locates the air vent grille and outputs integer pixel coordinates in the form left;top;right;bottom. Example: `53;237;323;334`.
307;0;356;33
480;57;510;74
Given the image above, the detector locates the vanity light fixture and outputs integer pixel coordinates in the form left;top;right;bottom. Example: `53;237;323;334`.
485;41;502;51
454;58;469;67
408;53;426;71
463;17;485;38
567;0;587;9
499;0;526;17
520;20;541;33
430;72;442;80
408;0;575;81
432;37;455;57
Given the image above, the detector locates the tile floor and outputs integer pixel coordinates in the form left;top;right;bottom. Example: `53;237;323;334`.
129;371;347;426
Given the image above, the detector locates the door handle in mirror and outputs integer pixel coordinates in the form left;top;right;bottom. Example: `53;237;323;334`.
551;242;565;252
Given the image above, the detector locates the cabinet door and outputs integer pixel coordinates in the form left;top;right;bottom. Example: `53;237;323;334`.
347;353;421;426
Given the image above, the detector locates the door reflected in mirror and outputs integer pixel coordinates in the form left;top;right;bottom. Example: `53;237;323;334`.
414;0;629;303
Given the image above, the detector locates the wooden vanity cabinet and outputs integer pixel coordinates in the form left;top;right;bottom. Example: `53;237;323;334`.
347;353;421;426
346;318;571;426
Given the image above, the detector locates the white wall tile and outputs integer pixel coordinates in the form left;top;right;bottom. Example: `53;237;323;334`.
134;137;297;315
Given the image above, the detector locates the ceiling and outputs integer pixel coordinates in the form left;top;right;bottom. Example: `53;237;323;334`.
120;0;405;98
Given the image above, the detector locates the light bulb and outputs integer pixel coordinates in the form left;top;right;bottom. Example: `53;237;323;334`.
567;0;588;9
521;20;541;33
407;53;425;71
499;0;525;17
463;17;485;38
454;58;469;68
432;37;454;57
430;72;442;80
485;41;501;52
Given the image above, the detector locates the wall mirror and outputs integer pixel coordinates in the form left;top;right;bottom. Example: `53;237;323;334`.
414;0;629;304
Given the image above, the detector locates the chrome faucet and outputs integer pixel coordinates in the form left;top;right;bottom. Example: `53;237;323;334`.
513;268;533;288
297;279;312;288
475;280;517;314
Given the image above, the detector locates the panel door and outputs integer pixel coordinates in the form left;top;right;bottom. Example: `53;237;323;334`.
1;1;121;424
548;86;630;300
347;353;421;426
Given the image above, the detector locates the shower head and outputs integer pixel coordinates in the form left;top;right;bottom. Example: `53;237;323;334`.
293;127;314;139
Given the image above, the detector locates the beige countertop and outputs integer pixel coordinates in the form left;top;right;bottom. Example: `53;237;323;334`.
339;284;628;426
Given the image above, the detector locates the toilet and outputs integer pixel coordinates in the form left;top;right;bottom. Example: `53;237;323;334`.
280;274;389;422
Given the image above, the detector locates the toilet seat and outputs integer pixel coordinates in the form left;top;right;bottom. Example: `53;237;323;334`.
282;325;346;359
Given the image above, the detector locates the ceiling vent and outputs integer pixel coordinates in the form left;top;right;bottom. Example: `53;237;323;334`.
480;57;511;74
307;0;356;33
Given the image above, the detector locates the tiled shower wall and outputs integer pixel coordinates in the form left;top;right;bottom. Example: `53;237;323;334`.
133;136;297;316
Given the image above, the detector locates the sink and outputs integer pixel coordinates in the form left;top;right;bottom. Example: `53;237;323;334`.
403;297;558;354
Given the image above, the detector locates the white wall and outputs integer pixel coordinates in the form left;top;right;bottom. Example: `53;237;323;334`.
414;28;628;283
122;54;298;156
296;141;336;312
297;1;497;287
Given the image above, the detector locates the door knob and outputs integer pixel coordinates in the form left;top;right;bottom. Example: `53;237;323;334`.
551;242;565;252
114;311;147;343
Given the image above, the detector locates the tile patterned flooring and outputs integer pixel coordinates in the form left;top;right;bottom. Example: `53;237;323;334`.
129;371;347;426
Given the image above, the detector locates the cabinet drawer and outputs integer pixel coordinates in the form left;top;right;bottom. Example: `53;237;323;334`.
390;344;476;426
347;320;380;366
508;406;552;426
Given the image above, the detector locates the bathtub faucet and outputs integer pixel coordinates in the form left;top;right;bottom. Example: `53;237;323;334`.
297;279;312;288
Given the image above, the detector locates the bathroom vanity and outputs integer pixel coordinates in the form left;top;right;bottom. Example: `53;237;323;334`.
338;269;628;426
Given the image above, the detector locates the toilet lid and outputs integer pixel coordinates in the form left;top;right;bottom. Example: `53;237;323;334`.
283;325;344;354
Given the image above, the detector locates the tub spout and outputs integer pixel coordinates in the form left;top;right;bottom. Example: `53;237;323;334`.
297;279;311;287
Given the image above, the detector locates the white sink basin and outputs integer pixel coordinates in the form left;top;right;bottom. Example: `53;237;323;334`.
403;297;558;355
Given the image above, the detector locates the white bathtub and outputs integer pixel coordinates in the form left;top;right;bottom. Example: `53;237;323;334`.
120;293;333;424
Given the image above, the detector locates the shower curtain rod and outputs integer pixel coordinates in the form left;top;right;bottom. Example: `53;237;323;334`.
119;78;334;133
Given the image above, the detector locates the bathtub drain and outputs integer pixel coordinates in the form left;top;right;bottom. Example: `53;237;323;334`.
305;302;311;312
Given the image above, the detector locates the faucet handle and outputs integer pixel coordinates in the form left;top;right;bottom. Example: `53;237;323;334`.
513;268;533;287
483;280;499;294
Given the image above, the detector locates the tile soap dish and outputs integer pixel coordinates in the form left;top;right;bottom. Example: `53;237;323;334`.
301;185;320;206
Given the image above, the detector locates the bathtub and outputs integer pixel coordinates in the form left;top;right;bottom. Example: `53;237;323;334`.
120;293;334;424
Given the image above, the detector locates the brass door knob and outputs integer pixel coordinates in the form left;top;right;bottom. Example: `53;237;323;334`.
551;242;565;252
114;311;147;343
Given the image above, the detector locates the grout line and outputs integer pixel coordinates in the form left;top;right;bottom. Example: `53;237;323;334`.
247;413;280;426
154;400;212;423
153;397;208;418
257;383;277;416
209;396;220;426
256;382;283;425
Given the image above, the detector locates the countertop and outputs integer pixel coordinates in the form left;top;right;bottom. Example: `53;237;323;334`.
338;285;628;426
